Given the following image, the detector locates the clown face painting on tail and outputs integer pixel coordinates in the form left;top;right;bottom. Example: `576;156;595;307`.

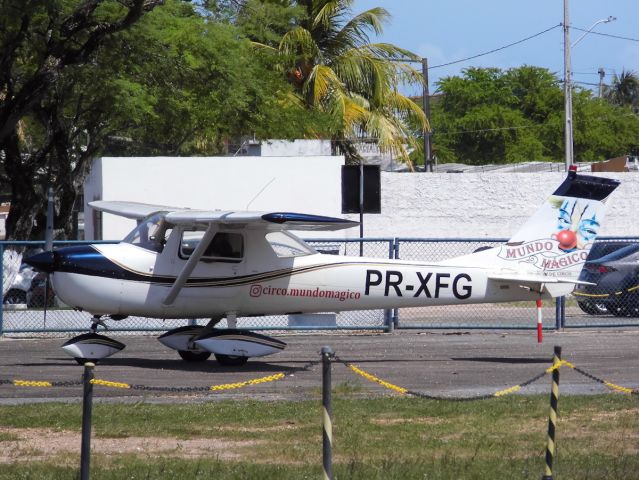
553;197;600;252
500;172;613;277
442;169;619;298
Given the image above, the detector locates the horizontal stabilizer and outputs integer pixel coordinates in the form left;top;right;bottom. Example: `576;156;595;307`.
488;273;595;286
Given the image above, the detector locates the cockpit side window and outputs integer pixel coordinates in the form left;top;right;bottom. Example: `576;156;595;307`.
265;231;315;258
180;230;244;262
123;213;172;253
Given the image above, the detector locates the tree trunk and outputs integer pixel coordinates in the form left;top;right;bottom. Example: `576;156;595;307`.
2;132;42;241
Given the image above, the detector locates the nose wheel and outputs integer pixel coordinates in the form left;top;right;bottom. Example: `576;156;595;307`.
61;315;125;363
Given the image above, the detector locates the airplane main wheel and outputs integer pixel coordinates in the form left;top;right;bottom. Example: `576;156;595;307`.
178;350;211;362
215;354;248;366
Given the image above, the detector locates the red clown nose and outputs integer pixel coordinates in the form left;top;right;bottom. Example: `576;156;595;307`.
556;229;577;250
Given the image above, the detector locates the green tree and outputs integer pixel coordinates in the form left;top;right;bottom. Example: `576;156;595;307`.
603;69;639;114
0;0;164;240
0;0;323;240
103;1;322;156
573;91;639;161
251;0;427;167
235;0;306;46
432;66;639;165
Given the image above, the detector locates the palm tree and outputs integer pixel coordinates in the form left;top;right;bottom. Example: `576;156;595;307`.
255;0;427;168
604;69;639;113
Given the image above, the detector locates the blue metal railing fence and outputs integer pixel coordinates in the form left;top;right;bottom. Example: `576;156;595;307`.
2;237;639;336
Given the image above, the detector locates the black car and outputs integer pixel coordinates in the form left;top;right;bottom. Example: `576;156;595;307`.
27;272;55;308
586;241;637;262
575;243;639;316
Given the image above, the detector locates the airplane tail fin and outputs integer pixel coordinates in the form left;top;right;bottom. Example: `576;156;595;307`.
443;169;620;297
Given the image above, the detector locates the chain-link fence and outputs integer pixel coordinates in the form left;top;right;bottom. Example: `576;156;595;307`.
395;237;639;330
0;240;390;337
395;238;553;329
2;237;639;337
564;237;639;328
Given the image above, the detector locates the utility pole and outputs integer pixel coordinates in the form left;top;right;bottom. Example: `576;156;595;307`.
563;4;615;170
422;58;433;172
598;68;606;98
563;0;573;171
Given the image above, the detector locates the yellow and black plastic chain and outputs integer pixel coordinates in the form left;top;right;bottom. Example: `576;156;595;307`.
0;360;319;393
550;360;637;395
1;357;636;397
90;373;286;392
333;355;637;400
0;378;83;388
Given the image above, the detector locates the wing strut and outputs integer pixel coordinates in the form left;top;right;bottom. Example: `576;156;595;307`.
162;224;216;306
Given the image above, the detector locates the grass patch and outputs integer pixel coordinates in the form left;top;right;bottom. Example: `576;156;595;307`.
0;395;636;479
0;431;19;442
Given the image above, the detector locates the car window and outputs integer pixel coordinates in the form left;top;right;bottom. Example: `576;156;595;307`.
586;242;633;261
595;243;639;263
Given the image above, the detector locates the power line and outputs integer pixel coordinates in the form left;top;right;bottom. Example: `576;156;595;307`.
573;80;607;87
572;71;602;76
430;24;562;70
571;27;639;43
559;79;607;88
436;124;544;136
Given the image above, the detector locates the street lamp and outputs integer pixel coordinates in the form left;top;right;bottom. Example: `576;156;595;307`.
564;5;616;170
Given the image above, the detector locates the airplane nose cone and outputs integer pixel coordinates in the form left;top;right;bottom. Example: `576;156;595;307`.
24;251;58;273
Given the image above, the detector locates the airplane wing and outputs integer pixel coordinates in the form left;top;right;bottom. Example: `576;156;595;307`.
165;211;358;231
89;201;180;220
90;201;358;232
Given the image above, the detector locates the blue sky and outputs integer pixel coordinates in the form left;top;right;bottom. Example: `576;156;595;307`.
353;0;639;95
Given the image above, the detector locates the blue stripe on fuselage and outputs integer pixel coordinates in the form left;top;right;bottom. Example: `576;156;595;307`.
55;245;134;280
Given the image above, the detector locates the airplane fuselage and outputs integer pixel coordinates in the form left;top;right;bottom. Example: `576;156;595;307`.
22;171;620;364
50;241;542;319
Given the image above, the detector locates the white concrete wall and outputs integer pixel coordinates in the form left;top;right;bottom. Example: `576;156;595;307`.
347;172;637;239
84;158;639;242
84;156;344;240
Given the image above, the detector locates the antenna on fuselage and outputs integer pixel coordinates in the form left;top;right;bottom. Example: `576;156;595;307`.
245;177;276;210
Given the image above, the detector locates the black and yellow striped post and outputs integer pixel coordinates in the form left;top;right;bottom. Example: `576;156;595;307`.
542;346;562;480
80;362;95;480
321;346;333;480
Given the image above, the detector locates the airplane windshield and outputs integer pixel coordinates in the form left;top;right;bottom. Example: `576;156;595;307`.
123;213;172;253
266;231;316;258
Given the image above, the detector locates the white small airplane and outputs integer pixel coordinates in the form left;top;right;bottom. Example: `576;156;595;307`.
26;168;619;365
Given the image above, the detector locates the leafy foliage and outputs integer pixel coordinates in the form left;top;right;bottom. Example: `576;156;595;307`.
432;66;639;165
603;69;639;114
0;0;166;239
0;0;327;239
251;0;427;167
